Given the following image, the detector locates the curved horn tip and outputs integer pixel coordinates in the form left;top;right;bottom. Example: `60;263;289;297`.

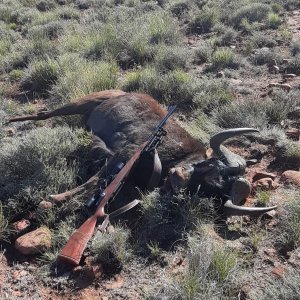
223;200;277;217
210;128;259;149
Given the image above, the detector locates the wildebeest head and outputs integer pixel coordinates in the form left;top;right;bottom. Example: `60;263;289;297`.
166;128;277;216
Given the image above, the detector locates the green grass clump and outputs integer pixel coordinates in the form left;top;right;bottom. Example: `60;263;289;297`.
287;54;300;75
266;12;282;29
123;67;196;107
250;32;277;48
0;203;10;242
9;69;25;81
154;45;189;72
148;12;179;44
263;269;300;299
188;8;219;34
256;190;271;206
0;39;11;56
0;126;84;216
21;57;60;94
291;41;300;56
169;1;191;18
193;42;213;64
192;78;234;113
230;3;271;28
84;25;124;60
52;54;118;102
155;232;240;299
211;48;240;70
252;48;281;65
28;21;64;40
274;189;300;250
90;226;131;268
210;247;237;283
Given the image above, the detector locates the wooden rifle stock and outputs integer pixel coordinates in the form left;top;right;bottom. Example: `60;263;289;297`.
58;143;146;265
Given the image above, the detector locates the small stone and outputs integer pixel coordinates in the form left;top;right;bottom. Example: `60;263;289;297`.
269;83;291;92
252;171;277;182
282;59;292;63
272;265;287;277
264;248;277;257
286;128;300;140
15;226;52;255
269;65;279;74
38;200;53;209
279;84;292;92
264;209;277;219
12;291;22;298
216;71;225;78
283;73;297;79
281;170;300;187
12;219;31;233
253;178;278;190
6;127;16;136
269;82;280;88
246;159;258;166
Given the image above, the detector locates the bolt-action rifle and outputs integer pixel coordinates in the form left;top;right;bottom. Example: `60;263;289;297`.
58;105;176;265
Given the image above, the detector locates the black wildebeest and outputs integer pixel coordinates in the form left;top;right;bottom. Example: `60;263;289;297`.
8;90;276;216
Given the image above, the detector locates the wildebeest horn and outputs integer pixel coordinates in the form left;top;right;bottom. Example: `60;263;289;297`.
223;178;277;216
210;128;259;174
224;200;277;216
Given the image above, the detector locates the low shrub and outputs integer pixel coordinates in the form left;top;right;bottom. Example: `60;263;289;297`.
251;48;281;65
52;54;118;102
123;67;196;107
0;203;10;242
154;45;189;72
0;39;11;56
273;188;300;250
263;269;300;299
85;25;123;60
90;226;131;268
230;3;271;28
287;54;300;75
291;41;300;56
250;32;277;48
0;126;84;217
188;8;219;34
193;42;213;64
266;12;282;29
170;1;191;18
148;12;179;44
211;48;240;70
152;232;240;299
192;78;234;113
217;27;238;46
21;57;60;94
28;21;64;39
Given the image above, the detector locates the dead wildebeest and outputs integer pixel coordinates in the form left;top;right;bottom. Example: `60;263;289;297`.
8;89;276;216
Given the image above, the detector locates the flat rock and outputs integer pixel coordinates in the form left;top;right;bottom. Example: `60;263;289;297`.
38;200;53;209
252;178;279;190
15;227;52;255
12;219;31;233
252;171;277;182
281;170;300;187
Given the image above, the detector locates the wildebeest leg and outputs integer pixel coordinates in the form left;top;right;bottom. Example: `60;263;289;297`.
50;136;115;203
8;90;126;123
49;170;101;203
